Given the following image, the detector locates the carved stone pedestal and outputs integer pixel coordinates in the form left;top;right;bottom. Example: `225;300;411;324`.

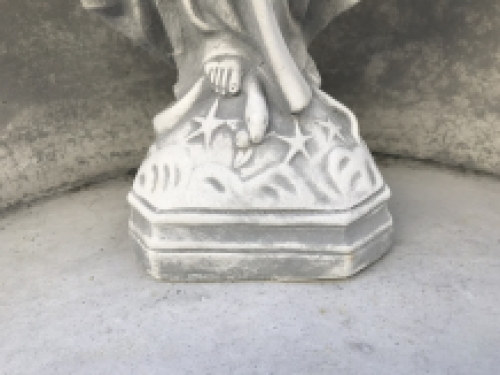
126;91;393;281
129;186;392;282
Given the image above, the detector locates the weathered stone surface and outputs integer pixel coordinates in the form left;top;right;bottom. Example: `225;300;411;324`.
130;188;393;282
1;163;499;374
313;0;500;175
1;0;499;209
0;1;172;209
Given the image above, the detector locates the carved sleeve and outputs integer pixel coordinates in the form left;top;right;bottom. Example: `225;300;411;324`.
301;0;360;43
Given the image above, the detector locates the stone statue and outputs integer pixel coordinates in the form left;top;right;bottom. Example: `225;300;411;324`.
82;0;393;281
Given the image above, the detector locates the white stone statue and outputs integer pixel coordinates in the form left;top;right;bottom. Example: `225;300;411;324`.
82;0;393;281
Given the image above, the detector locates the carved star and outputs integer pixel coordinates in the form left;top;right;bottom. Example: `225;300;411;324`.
315;117;347;144
272;119;313;164
187;99;239;147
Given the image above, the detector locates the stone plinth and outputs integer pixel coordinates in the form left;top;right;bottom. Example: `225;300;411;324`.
129;186;392;282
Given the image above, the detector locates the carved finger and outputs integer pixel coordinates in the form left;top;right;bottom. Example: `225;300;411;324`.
210;68;218;89
228;64;242;94
215;67;225;94
212;68;220;93
219;68;230;95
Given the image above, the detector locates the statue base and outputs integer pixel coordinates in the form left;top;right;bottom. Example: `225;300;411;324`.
127;90;394;281
128;186;393;282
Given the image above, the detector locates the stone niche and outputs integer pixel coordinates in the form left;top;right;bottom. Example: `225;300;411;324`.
1;0;498;208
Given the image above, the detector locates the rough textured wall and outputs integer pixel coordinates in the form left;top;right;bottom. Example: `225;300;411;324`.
0;1;172;209
1;0;499;209
313;0;500;175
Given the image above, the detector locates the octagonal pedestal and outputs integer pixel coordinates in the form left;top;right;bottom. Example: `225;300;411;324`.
128;186;393;282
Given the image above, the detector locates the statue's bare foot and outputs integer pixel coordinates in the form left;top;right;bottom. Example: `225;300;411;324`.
204;57;242;96
204;59;269;147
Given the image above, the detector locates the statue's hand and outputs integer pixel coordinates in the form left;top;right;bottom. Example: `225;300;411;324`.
204;57;242;96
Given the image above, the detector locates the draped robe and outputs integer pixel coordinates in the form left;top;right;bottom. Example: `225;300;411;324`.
82;0;359;111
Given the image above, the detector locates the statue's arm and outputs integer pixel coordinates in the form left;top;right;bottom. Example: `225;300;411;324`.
81;0;172;60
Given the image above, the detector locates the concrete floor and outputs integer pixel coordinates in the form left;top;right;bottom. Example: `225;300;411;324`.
1;161;499;375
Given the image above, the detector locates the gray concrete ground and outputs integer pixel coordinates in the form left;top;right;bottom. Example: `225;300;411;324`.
1;161;499;375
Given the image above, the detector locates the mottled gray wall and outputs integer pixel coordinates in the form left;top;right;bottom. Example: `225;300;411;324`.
0;1;173;209
313;0;500;175
1;0;499;209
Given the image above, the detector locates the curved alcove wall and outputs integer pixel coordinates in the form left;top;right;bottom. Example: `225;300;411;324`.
1;0;499;209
